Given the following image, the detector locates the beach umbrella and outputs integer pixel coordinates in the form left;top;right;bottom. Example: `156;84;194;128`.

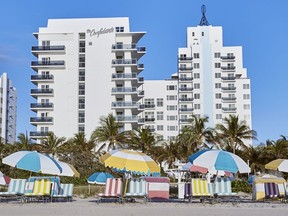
100;149;160;176
188;149;250;174
57;161;80;177
2;151;62;175
265;159;288;173
0;171;10;186
87;172;114;185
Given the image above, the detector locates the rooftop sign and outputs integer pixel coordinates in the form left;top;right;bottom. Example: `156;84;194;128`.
87;27;114;37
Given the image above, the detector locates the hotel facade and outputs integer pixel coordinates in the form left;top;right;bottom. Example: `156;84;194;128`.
0;73;17;143
30;15;252;144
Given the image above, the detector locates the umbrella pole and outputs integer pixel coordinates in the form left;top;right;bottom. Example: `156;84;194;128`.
88;184;91;195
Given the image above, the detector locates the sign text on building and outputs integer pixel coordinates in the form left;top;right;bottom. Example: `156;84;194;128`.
87;27;114;38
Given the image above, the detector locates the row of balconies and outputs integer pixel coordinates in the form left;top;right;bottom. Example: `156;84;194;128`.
178;55;235;62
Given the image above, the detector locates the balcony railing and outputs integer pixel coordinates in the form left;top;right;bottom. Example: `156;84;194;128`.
179;87;193;91
179;108;194;112
32;46;65;51
31;74;54;81
138;77;144;82
115;115;144;123
31;89;54;94
30;131;51;137
222;107;237;112
222;97;236;101
221;76;236;81
179;67;193;71
179;77;193;81
221;56;235;60
30;103;53;109
112;59;137;65
31;61;65;67
179;98;194;102
178;57;193;61
112;44;146;52
221;66;236;71
112;73;137;79
30;117;53;123
112;101;144;109
179;118;192;123
222;87;236;91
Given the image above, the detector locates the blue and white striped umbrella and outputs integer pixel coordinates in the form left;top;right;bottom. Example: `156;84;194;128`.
2;151;62;175
87;172;114;185
188;149;250;174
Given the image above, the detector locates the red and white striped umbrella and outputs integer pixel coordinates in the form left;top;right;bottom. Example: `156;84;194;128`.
0;171;11;186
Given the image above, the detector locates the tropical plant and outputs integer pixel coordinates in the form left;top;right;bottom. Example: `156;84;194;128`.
14;132;35;151
215;115;257;154
155;141;182;169
241;145;266;174
265;137;288;159
91;113;127;151
39;132;66;158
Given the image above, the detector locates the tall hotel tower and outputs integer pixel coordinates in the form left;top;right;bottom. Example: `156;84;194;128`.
30;18;145;141
0;73;17;143
144;6;252;143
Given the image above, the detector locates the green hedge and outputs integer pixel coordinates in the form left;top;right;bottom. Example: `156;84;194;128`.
232;180;252;193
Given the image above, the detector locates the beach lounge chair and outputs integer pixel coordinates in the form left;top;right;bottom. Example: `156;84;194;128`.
213;177;239;202
52;184;74;202
97;178;123;203
184;182;192;201
0;179;26;202
264;182;280;199
23;179;52;203
124;178;147;202
191;178;213;202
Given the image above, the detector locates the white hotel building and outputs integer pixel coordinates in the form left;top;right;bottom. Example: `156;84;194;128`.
0;73;17;143
30;12;252;144
30;18;145;141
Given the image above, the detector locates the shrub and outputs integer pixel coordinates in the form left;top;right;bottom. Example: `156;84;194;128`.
232;180;252;193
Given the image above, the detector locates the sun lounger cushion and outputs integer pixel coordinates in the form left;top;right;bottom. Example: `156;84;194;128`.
0;179;26;196
264;182;280;198
52;184;73;199
191;178;212;197
214;177;237;196
98;178;123;197
25;179;51;196
125;178;146;197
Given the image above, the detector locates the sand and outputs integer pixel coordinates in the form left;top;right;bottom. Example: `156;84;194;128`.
0;198;288;216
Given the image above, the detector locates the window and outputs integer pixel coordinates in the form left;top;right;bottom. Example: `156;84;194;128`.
167;125;178;131
215;63;221;68
243;94;250;100
202;32;204;36
79;54;85;67
243;84;250;89
79;97;85;109
194;93;200;99
215;73;221;78
214;53;220;58
216;114;222;119
157;98;163;107
79;69;85;81
215;83;221;88
194;73;200;79
167;105;177;110
42;41;50;46
167;85;177;90
145;98;155;108
78;111;85;123
78;125;85;133
194;63;200;69
145;112;154;120
194;104;200;109
216;104;222;109
194;83;200;89
193;53;200;59
157;125;164;131
116;27;124;32
79;83;85;95
167;116;177;121
192;32;195;36
157;112;163;120
79;33;85;39
168;136;176;141
215;93;222;99
244;104;250;110
167;95;177;100
79;41;85;53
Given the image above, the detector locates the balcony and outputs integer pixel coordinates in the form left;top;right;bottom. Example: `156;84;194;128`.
31;61;65;71
30;117;53;125
222;87;236;92
31;45;65;56
179;87;193;92
112;73;137;80
111;87;144;97
179;108;194;112
179;67;193;71
179;97;194;102
179;77;193;81
222;107;237;112
179;118;192;123
178;57;193;61
112;59;144;71
30;103;53;112
115;115;144;124
111;101;144;110
221;56;235;61
111;44;146;57
222;97;236;102
30;89;54;98
221;76;236;82
31;74;54;84
221;66;236;72
30;131;52;138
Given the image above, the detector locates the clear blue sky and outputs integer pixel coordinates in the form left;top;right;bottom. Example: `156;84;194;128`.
0;0;287;144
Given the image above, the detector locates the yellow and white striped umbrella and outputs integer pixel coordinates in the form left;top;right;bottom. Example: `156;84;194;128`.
265;159;288;173
100;149;160;175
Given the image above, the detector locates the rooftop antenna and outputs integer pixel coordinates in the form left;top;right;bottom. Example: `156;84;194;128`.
199;4;210;26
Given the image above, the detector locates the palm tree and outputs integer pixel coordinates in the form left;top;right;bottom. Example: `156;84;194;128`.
40;132;66;158
265;137;288;159
177;115;215;155
14;132;35;151
126;126;157;154
155;141;182;169
215;115;257;154
241;145;266;174
91;113;127;151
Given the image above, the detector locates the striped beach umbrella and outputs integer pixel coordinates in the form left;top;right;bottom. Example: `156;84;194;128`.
265;159;288;173
57;161;80;177
87;172;114;185
0;171;10;186
100;149;160;176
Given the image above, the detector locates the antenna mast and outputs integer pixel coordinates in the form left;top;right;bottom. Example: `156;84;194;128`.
199;5;210;26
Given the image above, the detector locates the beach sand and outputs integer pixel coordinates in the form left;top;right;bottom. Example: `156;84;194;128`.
0;198;288;216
